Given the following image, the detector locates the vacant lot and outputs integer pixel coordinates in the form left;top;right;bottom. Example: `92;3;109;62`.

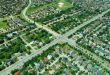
0;21;8;29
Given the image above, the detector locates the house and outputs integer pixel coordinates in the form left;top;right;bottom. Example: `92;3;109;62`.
44;57;49;62
72;65;78;71
87;64;92;72
49;70;55;75
14;71;20;75
6;33;13;39
47;55;52;60
66;61;72;67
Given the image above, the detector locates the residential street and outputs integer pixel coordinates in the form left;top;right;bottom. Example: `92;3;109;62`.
0;0;110;74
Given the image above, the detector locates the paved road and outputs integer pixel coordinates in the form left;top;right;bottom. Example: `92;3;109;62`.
0;16;13;22
0;38;60;75
0;26;28;47
64;38;110;70
0;26;38;49
1;0;110;74
62;8;110;37
21;0;59;37
20;35;36;51
67;40;110;71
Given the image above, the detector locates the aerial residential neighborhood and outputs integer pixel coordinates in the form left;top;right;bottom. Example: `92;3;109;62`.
0;0;110;75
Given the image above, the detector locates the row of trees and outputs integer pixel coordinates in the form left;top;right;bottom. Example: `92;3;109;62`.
26;29;53;47
0;37;28;71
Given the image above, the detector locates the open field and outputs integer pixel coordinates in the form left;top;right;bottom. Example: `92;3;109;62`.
0;21;8;29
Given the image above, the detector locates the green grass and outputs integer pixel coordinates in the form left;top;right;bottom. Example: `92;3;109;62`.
27;2;57;14
57;0;73;11
27;0;73;14
0;21;8;29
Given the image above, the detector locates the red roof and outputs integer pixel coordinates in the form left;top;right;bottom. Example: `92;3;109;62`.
14;72;20;75
44;57;48;62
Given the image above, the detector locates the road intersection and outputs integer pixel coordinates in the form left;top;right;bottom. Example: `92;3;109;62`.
0;0;110;74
